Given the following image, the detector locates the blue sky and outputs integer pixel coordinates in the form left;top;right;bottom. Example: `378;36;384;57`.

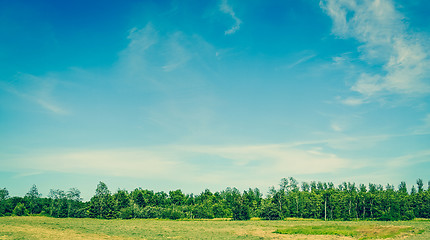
1;0;430;200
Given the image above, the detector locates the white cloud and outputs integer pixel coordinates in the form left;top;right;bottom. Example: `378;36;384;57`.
330;123;343;132
117;23;159;79
321;0;430;103
4;132;427;190
386;150;430;168
181;144;350;175
219;0;242;35
341;97;368;106
0;73;69;115
2;143;351;188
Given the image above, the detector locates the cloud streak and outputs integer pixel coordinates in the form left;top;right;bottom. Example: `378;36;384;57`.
0;73;68;115
321;0;430;104
2;142;351;188
285;54;317;69
219;0;242;35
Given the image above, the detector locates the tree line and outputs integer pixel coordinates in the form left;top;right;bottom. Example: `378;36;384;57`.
1;177;429;221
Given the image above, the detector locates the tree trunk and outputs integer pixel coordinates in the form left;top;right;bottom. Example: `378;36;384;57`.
348;199;351;217
324;198;327;221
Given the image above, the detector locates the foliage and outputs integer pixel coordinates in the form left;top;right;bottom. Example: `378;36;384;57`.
260;201;282;220
1;177;430;221
12;203;29;216
232;197;251;220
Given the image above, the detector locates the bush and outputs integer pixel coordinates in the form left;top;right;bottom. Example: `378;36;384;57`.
401;210;415;221
71;207;88;218
119;207;134;219
141;206;161;219
192;204;214;219
161;208;184;220
260;202;282;220
232;203;250;220
13;203;29;216
212;203;231;218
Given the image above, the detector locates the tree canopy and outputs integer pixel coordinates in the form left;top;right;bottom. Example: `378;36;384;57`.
1;178;429;221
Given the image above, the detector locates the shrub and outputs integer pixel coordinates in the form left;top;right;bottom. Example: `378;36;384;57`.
119;207;134;219
13;203;29;216
141;206;161;219
260;202;282;220
192;204;214;219
232;203;250;220
161;208;184;220
401;210;415;221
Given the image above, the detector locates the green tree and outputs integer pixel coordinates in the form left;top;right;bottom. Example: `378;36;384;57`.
398;181;407;194
411;186;417;195
13;203;29;216
48;189;68;218
25;184;41;214
113;189;130;211
0;188;8;201
169;189;185;206
66;188;82;218
133;190;146;207
0;188;10;216
232;197;251;220
301;182;310;192
260;200;282;220
417;179;424;193
89;182;115;219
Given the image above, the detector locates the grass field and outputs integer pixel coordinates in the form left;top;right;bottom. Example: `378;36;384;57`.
0;216;429;239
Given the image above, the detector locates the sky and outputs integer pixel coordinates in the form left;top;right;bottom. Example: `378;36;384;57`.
1;0;430;200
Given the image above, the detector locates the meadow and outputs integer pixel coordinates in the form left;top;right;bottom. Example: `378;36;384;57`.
0;216;429;239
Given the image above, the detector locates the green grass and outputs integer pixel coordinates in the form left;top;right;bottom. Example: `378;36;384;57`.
275;224;413;239
0;216;428;239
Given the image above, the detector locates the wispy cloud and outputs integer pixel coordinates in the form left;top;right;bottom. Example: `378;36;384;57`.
412;113;430;135
387;149;430;168
0;73;68;115
112;24;219;139
330;122;343;132
321;0;430;104
13;171;44;178
3;132;427;190
2;143;351;188
340;97;368;106
286;54;316;69
116;23;159;79
219;0;242;35
161;32;192;72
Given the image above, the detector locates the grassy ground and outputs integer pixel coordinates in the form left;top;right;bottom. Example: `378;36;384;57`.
0;216;428;239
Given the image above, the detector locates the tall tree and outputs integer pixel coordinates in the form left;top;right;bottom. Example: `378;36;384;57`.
417;179;424;193
66;188;82;217
95;182;110;197
26;184;41;214
26;184;41;198
169;189;185;206
0;188;9;216
301;182;310;192
398;182;407;194
0;188;9;201
89;182;115;219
